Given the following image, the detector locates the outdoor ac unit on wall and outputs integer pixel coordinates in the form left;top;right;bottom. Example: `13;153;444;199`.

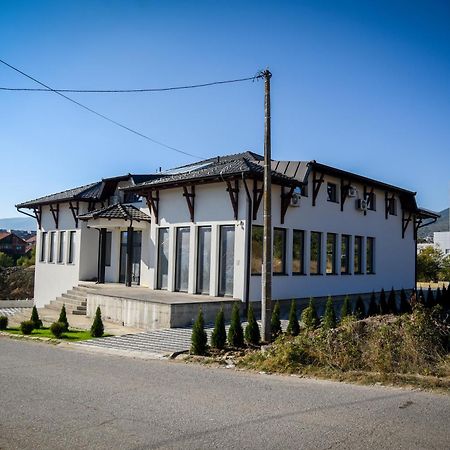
290;192;301;207
357;199;368;211
347;186;357;198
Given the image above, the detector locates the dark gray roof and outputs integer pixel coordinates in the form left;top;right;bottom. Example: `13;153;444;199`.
78;203;151;222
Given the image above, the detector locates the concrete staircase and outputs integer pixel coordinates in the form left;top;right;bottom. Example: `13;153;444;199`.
46;283;98;316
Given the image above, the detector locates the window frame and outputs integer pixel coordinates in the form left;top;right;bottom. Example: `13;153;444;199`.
366;237;375;274
354;235;363;274
251;225;263;275
341;234;351;275
48;231;56;263
40;232;47;262
310;231;322;275
57;231;66;264
326;232;337;275
273;227;287;275
67;231;76;264
292;229;305;275
105;231;112;267
366;192;376;211
327;182;338;203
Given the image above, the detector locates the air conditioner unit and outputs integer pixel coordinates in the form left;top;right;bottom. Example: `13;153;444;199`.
290;192;301;207
357;199;368;211
347;186;357;198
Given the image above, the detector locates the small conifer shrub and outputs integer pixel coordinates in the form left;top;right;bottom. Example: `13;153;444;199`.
354;296;366;319
399;288;411;314
58;304;69;332
30;306;43;329
340;295;351;320
387;288;398;315
227;303;244;348
90;306;104;338
190;309;207;355
0;315;8;331
426;286;435;308
379;288;388;315
20;320;34;335
367;292;378;316
418;287;425;305
436;287;442;308
322;296;337;330
286;300;300;336
211;308;226;350
271;301;282;339
301;297;319;329
50;321;65;338
245;304;260;345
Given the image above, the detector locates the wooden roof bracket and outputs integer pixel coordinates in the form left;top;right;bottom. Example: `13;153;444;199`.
226;180;239;220
49;203;60;229
183;185;195;222
280;186;295;224
69;201;79;228
144;190;159;224
402;210;413;239
312;171;324;207
252;179;263;220
18;207;41;230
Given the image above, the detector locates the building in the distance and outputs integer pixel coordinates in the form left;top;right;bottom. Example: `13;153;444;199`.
0;231;28;261
16;151;439;329
434;231;450;256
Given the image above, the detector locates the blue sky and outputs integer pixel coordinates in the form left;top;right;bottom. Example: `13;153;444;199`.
1;0;449;217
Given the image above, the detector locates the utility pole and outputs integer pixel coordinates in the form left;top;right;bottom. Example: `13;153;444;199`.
261;69;272;343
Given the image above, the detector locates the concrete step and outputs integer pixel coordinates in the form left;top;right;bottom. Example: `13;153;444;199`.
52;296;86;307
77;283;101;290
72;309;87;316
62;292;87;301
48;301;84;314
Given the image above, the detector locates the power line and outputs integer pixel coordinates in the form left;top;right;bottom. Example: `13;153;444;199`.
0;75;261;93
0;58;260;158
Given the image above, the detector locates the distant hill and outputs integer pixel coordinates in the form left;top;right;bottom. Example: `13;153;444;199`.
418;208;449;240
0;217;36;231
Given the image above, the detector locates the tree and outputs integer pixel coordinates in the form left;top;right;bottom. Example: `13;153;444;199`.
271;301;282;339
227;303;244;347
340;295;351;320
387;288;398;315
367;291;378;316
322;296;336;330
245;304;260;345
211;308;226;350
301;297;319;329
58;304;69;332
426;286;435;308
417;247;444;282
0;252;14;268
379;289;388;315
190;309;207;355
30;305;43;329
90;306;104;338
399;288;411;314
286;300;300;336
354;296;366;319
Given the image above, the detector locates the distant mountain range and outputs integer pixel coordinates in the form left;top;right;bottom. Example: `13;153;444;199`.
0;217;36;231
418;208;449;239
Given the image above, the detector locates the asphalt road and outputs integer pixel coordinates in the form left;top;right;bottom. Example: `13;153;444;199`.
0;338;449;450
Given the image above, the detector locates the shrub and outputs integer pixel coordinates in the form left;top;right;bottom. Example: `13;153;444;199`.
436;287;442;308
340;295;351;320
399;289;411;314
367;292;378;316
211;307;226;350
354;296;366;320
379;288;388;315
426;286;435;308
418;287;425;305
322;296;337;330
301;297;319;329
387;288;398;315
271;301;282;339
245;304;260;345
190;309;207;355
0;315;8;330
286;300;300;336
50;321;65;338
20;320;34;335
228;303;244;348
58;304;69;332
30;305;43;329
90;306;104;338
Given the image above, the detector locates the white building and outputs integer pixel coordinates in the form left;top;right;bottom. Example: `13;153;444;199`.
434;231;450;256
16;152;439;328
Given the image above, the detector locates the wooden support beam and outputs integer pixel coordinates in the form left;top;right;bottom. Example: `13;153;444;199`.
280;186;295;224
144;190;159;224
49;203;59;229
312;171;325;207
340;179;349;212
252;179;263;220
182;185;195;222
68;201;79;228
32;206;42;229
385;192;395;219
402;210;413;239
226;180;239;220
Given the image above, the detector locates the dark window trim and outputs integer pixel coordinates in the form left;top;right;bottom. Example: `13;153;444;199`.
326;182;339;203
310;231;322;275
366;236;375;275
156;227;170;290
326;232;337;275
292;229;305;275
354;235;363;274
273;227;287;275
67;230;76;265
340;234;351;275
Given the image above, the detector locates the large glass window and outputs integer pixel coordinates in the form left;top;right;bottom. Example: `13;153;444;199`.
366;237;375;274
40;232;47;262
273;228;286;274
48;232;56;263
105;231;112;267
219;225;235;296
327;183;338;202
157;228;169;289
366;192;376;211
326;233;337;274
310;231;322;274
68;231;76;264
341;234;350;274
58;231;66;263
251;225;263;274
175;227;190;292
354;235;363;274
196;227;211;294
292;230;305;274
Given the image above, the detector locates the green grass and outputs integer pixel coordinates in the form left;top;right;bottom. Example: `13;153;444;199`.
3;327;110;341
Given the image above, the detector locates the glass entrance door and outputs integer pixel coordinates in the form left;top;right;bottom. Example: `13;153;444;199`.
119;230;142;285
157;228;169;289
175;227;190;292
218;225;235;297
196;226;211;294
